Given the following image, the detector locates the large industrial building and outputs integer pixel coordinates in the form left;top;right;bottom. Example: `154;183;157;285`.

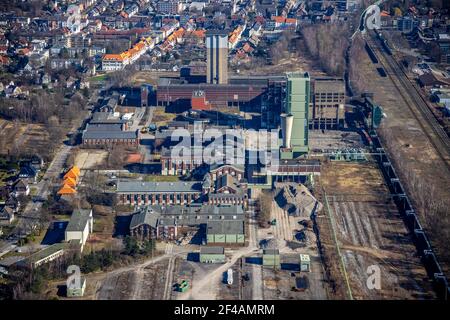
129;204;245;243
310;78;346;129
116;180;203;206
206;30;229;84
280;72;310;159
155;75;344;132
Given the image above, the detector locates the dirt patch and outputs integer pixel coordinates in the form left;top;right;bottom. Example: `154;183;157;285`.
0;120;50;156
152;107;177;126
317;161;435;300
75;150;108;170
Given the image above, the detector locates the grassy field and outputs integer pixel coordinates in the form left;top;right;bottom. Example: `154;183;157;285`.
152;107;177;126
90;74;108;82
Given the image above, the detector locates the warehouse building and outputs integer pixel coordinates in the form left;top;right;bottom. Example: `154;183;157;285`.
206;219;245;245
129;204;245;242
280;72;310;159
200;246;225;263
81;112;139;146
116;180;203;206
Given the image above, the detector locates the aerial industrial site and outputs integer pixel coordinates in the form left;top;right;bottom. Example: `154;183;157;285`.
0;0;449;306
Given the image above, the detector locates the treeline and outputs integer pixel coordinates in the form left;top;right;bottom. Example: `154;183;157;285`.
257;190;273;228
301;23;350;76
0;90;86;125
1;238;156;300
348;36;370;95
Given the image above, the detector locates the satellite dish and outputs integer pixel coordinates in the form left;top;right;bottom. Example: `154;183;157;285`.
67;5;81;34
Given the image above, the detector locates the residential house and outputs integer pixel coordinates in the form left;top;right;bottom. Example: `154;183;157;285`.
5;195;20;212
0;207;15;224
18;165;38;183
12;179;29;197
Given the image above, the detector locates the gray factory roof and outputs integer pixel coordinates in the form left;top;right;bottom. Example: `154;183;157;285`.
144;204;244;217
85;123;123;132
82;130;138;140
66;209;92;232
129;204;244;229
206;220;245;235
116;180;203;193
130;208;159;229
200;246;224;255
91;112;126;124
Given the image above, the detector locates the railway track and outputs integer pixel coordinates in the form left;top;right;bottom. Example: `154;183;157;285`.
366;33;450;168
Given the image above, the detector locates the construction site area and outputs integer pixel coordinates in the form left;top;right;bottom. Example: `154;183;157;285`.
315;161;436;300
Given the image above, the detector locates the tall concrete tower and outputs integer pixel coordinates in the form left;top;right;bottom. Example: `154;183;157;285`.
281;72;310;159
206;30;228;84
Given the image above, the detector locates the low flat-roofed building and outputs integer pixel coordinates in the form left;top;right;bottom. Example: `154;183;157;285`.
200;246;225;263
23;243;66;269
82;129;139;146
67;277;87;297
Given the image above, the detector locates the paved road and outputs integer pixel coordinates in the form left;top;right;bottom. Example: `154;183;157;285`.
16;144;73;234
138;106;155;163
11;97;97;241
247;208;263;300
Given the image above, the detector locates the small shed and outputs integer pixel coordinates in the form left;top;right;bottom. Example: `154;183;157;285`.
262;249;280;268
200;246;225;264
300;254;311;272
67;277;86;297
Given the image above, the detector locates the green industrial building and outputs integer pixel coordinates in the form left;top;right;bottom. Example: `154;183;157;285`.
206;220;245;244
262;249;280;268
199;246;226;263
281;72;310;159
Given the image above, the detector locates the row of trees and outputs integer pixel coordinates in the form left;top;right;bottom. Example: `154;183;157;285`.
257;190;273;228
123;236;156;257
348;36;370;95
0;90;86;124
301;23;351;77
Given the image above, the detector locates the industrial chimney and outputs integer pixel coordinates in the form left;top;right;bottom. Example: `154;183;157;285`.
280;113;294;149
